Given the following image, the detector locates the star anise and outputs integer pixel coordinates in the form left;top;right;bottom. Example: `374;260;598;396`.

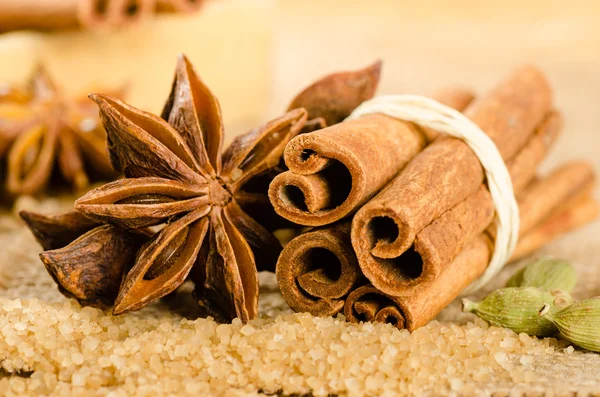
0;65;119;196
20;210;149;308
21;56;381;323
287;60;381;126
75;55;311;321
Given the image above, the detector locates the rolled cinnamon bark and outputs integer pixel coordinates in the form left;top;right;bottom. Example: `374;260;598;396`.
358;110;562;293
276;221;361;317
344;285;405;328
269;89;475;227
0;0;155;32
284;160;597;328
507;111;563;194
409;162;596;323
352;66;553;295
402;161;594;298
511;161;595;237
510;194;599;261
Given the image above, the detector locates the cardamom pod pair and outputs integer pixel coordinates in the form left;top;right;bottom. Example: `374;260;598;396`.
463;287;572;337
464;258;600;352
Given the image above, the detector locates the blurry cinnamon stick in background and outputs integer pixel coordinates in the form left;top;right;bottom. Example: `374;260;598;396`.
510;164;598;261
155;0;204;13
0;0;203;33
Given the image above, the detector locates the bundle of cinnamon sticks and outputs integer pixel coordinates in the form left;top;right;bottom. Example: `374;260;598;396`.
271;64;598;331
0;0;204;33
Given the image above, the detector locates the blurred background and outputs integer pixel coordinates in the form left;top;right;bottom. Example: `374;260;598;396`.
1;0;599;169
273;0;600;172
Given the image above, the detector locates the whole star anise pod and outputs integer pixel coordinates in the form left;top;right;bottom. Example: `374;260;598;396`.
79;55;310;321
0;65;119;196
21;56;381;323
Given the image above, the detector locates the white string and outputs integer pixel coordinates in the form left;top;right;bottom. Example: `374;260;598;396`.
346;95;520;293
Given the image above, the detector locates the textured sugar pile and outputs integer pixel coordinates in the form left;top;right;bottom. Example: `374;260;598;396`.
1;197;600;396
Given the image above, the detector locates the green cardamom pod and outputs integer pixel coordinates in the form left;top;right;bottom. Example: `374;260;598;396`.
506;257;577;292
462;287;573;336
540;297;600;352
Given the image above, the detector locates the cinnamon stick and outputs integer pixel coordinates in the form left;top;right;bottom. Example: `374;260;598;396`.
357;110;562;293
510;194;599;261
230;62;384;242
344;234;492;330
393;161;595;295
511;161;595;237
269;89;475;226
352;66;553;295
276;221;360;317
0;0;155;32
344;285;406;328
408;162;596;324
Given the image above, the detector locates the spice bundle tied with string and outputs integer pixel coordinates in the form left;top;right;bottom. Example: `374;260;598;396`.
272;65;598;331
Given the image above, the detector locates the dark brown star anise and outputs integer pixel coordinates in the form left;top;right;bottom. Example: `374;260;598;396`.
0;65;119;196
287;60;381;126
21;56;382;323
80;54;308;322
20;210;149;308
